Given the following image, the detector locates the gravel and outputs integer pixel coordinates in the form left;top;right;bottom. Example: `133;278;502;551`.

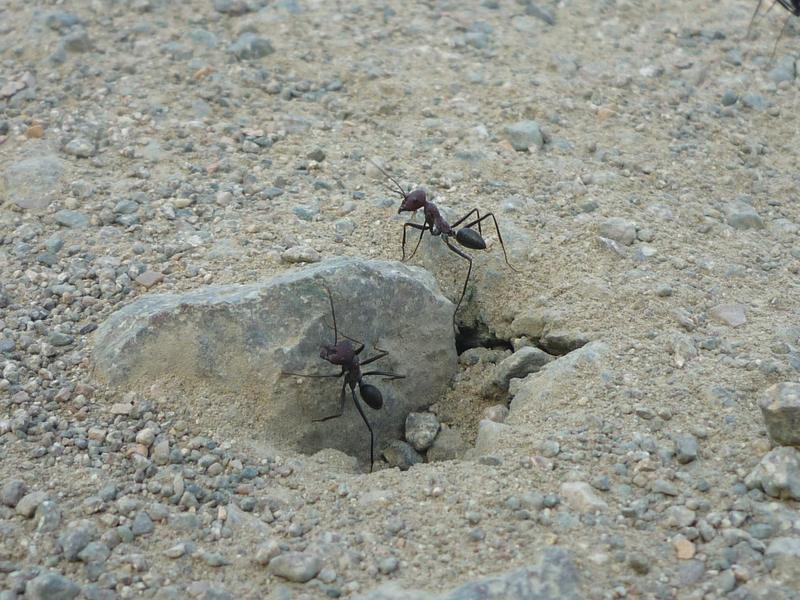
1;1;799;598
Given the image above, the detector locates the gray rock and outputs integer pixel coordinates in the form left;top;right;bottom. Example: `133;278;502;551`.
213;0;251;14
131;511;155;536
16;491;48;518
77;542;110;564
745;447;800;500
54;210;89;228
24;572;80;600
766;537;800;557
510;342;608;420
49;332;74;346
254;539;281;565
768;56;796;84
35;500;62;532
405;412;440;451
382;440;423;471
598;218;636;246
63;137;95;158
93;258;456;461
726;200;764;230
357;547;580;599
228;33;274;60
59;524;93;561
560;481;608;513
709;304;746;327
721;89;738;106
268;552;322;583
510;308;558;339
3;154;66;210
759;382;800;446
504;121;544;151
1;480;27;507
492;346;554;391
427;428;468;462
674;433;699;464
282;245;321;263
62;29;91;52
474;419;510;455
539;331;589;355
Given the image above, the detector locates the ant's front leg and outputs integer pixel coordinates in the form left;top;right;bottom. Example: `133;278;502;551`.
313;380;348;422
402;222;429;262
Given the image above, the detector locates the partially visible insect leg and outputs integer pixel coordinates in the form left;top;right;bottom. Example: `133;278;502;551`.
748;0;766;37
460;212;520;273
771;13;791;59
350;387;375;472
313;380;348;422
443;237;473;323
362;370;405;381
360;350;389;367
282;371;343;378
450;208;482;236
402;222;429;262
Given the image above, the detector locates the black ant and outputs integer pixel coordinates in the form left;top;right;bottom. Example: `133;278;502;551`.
282;286;404;472
371;160;519;323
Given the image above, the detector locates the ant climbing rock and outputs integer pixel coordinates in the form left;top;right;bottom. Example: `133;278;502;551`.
748;0;799;58
371;160;519;323
282;286;405;472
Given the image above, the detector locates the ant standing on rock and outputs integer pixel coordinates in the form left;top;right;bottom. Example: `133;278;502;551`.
282;286;405;472
371;160;519;324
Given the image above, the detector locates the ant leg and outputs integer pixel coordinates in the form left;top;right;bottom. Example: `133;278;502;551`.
362;370;405;381
443;237;473;322
350;387;375;473
460;212;520;272
771;13;791;59
282;371;343;379
313;380;348;422
360;350;389;367
748;0;765;37
450;208;482;237
402;222;429;262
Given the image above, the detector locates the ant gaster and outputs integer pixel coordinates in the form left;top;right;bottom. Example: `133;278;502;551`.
372;160;519;322
282;286;404;472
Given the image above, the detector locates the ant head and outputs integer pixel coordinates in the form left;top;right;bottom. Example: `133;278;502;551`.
398;188;427;214
319;344;336;361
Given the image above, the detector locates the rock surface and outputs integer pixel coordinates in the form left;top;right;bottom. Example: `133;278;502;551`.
93;258;456;460
759;382;800;446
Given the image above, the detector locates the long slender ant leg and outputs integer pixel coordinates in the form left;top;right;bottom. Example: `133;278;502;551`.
748;0;765;37
402;222;428;262
772;13;791;59
450;208;482;237
443;237;473;322
362;370;405;380
313;380;348;422
460;212;520;272
359;350;389;367
282;371;343;378
350;387;375;472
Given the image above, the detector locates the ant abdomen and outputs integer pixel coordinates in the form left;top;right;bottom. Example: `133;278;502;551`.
456;227;487;250
359;382;383;410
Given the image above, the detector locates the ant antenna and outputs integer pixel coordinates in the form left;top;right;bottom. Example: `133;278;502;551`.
324;286;338;346
369;159;408;198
